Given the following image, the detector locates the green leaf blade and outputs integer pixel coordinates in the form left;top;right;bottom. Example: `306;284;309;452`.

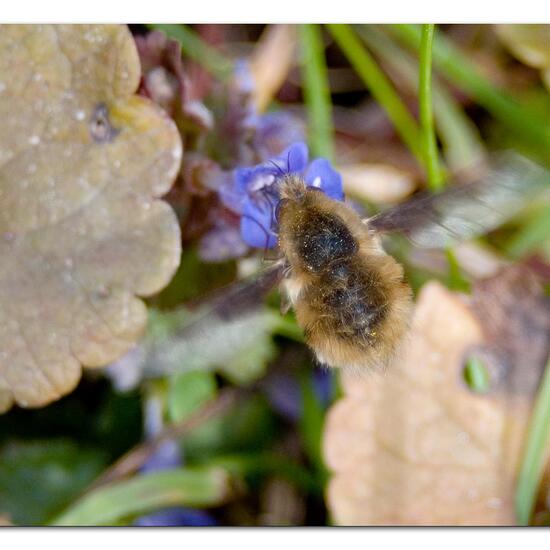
300;24;334;160
50;467;230;526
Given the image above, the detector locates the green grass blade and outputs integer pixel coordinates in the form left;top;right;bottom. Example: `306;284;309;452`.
389;24;550;150
206;453;321;494
357;25;484;172
445;247;471;293
463;356;490;394
150;24;233;80
419;24;445;191
327;24;424;165
299;24;334;160
50;467;229;526
516;355;550;525
506;204;550;259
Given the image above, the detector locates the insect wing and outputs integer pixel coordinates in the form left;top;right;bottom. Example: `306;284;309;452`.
368;152;550;248
143;262;285;378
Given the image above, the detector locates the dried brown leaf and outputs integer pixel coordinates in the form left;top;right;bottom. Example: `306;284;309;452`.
339;163;417;205
471;266;550;395
250;25;297;112
497;25;550;92
0;25;182;411
324;275;548;525
497;25;550;69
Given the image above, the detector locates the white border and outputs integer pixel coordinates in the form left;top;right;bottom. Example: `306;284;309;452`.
2;0;550;24
1;528;549;548
2;2;550;542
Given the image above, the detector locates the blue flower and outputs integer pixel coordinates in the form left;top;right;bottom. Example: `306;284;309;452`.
135;507;217;527
219;142;344;249
254;111;306;159
262;368;335;422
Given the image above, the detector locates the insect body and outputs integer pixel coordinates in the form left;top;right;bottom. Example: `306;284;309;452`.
278;175;412;370
174;152;548;374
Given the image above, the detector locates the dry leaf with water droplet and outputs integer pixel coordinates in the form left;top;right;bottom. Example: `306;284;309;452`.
324;276;549;525
0;25;182;411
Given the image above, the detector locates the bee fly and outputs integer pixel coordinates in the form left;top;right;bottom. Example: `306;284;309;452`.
277;174;412;371
178;152;549;372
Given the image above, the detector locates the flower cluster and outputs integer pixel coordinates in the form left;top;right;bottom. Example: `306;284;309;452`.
137;47;345;259
219;142;344;249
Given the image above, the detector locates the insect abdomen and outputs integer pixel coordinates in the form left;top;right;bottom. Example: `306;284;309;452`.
296;253;411;370
311;259;388;343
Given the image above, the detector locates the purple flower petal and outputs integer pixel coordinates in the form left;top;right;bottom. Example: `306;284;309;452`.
312;368;334;406
218;140;345;251
140;440;182;474
241;196;278;248
262;372;302;422
305;158;344;201
234;167;255;194
255;112;305;158
219;179;246;214
199;222;249;262
278;141;309;173
237;165;278;194
233;59;255;96
135;507;217;527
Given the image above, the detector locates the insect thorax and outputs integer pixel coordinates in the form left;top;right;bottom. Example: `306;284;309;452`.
292;208;359;272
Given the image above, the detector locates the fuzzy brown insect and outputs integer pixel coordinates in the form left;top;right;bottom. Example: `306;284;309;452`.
177;152;549;373
277;175;412;370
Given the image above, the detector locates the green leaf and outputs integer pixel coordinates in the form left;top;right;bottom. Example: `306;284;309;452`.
144;308;281;384
272;313;304;342
0;439;107;525
184;395;277;462
299;374;327;481
506;204;550;259
207;453;320;495
168;370;218;424
463;356;490;394
220;331;276;385
149;247;237;309
150;24;233;80
445;248;471;293
50;466;230;526
516;355;550;525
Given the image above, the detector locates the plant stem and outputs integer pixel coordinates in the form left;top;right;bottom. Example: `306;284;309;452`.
357;25;484;172
389;24;550;150
300;24;334;160
87;388;239;491
419;24;444;190
516;355;550;525
327;24;424;166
